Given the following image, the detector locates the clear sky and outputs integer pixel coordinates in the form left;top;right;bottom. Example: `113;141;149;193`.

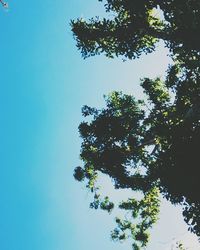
0;1;199;250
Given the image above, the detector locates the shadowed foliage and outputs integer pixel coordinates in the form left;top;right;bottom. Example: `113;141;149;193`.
72;0;200;249
71;0;200;61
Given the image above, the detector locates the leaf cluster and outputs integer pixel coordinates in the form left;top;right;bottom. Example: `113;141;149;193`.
72;0;200;248
71;0;200;60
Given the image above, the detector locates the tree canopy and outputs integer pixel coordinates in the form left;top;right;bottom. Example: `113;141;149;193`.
71;0;200;61
72;0;200;249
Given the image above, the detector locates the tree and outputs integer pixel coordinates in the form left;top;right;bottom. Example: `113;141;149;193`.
72;0;200;249
71;0;200;62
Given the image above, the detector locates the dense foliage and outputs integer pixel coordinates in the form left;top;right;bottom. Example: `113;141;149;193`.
72;0;200;249
71;0;200;61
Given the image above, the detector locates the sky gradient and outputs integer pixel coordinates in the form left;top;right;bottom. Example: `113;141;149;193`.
0;1;199;250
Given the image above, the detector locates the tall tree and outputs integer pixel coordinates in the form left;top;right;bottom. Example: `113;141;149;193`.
72;0;200;249
71;0;200;62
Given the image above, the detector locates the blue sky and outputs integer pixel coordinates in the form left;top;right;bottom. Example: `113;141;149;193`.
0;1;199;250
